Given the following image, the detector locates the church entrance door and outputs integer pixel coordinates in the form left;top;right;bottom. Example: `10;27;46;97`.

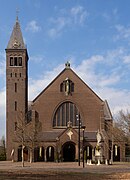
62;142;75;162
18;146;28;161
113;145;120;161
46;146;54;162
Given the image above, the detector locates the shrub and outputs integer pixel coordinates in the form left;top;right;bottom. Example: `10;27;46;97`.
0;153;6;161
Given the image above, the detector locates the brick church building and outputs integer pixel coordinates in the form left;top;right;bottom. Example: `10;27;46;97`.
6;17;124;163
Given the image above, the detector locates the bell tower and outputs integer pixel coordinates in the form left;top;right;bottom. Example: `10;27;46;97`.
6;16;28;160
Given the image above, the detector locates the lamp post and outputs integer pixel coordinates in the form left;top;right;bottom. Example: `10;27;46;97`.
82;125;86;168
76;114;81;166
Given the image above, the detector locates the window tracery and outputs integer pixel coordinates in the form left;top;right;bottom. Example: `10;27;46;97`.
53;102;80;127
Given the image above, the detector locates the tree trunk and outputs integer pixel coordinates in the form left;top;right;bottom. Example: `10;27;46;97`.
30;149;33;163
22;144;24;167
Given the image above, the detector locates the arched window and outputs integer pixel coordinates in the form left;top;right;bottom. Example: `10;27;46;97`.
9;56;22;66
46;146;54;162
60;79;74;95
34;146;44;162
53;102;80;127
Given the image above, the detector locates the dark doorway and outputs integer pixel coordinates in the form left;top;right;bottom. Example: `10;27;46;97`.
113;145;120;161
34;146;44;162
84;146;92;162
18;146;28;161
62;142;75;162
46;146;54;162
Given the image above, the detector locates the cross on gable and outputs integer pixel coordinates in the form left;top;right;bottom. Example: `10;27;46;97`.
66;129;73;140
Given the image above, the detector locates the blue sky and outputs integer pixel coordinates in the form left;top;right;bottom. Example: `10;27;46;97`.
1;0;130;138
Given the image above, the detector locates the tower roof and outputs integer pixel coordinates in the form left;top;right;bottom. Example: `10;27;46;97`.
7;17;26;49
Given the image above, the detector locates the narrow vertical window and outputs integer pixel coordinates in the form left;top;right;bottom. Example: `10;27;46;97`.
60;79;74;94
10;57;13;66
71;83;74;92
15;73;17;77
57;109;60;126
14;122;17;131
66;103;69;125
18;57;22;66
10;73;12;77
62;104;65;126
15;101;17;111
70;103;73;125
14;57;17;66
60;83;63;92
15;83;17;92
115;145;118;156
87;146;90;157
20;73;21;77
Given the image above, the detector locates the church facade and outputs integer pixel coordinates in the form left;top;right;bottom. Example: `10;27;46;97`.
6;17;124;163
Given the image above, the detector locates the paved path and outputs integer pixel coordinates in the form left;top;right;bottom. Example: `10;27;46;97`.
0;161;130;174
0;161;130;179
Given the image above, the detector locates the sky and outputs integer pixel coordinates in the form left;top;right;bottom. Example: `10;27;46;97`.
1;0;130;138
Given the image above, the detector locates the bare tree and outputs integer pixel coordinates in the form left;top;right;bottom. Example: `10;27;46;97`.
114;110;130;158
14;110;39;166
100;120;114;163
14;111;27;167
115;110;130;140
101;116;126;164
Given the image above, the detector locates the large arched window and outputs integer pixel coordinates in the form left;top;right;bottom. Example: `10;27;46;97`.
53;102;80;127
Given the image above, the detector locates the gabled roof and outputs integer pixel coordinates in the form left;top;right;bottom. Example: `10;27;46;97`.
37;128;78;142
33;65;103;102
103;100;113;120
36;129;102;142
7;16;26;49
57;126;78;139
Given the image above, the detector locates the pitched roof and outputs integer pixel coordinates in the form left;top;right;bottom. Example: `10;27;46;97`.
33;65;103;102
84;131;101;141
103;100;113;120
37;131;63;142
7;17;26;49
36;130;101;142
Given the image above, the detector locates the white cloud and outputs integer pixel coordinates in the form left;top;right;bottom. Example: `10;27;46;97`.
70;5;88;25
48;28;58;38
48;5;88;38
71;53;130;114
30;55;44;63
73;55;104;86
73;54;123;88
0;52;6;76
98;74;120;87
102;8;118;22
123;55;130;64
26;20;41;33
28;64;64;100
0;61;5;76
48;17;68;38
114;24;130;41
96;87;130;114
105;47;125;66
